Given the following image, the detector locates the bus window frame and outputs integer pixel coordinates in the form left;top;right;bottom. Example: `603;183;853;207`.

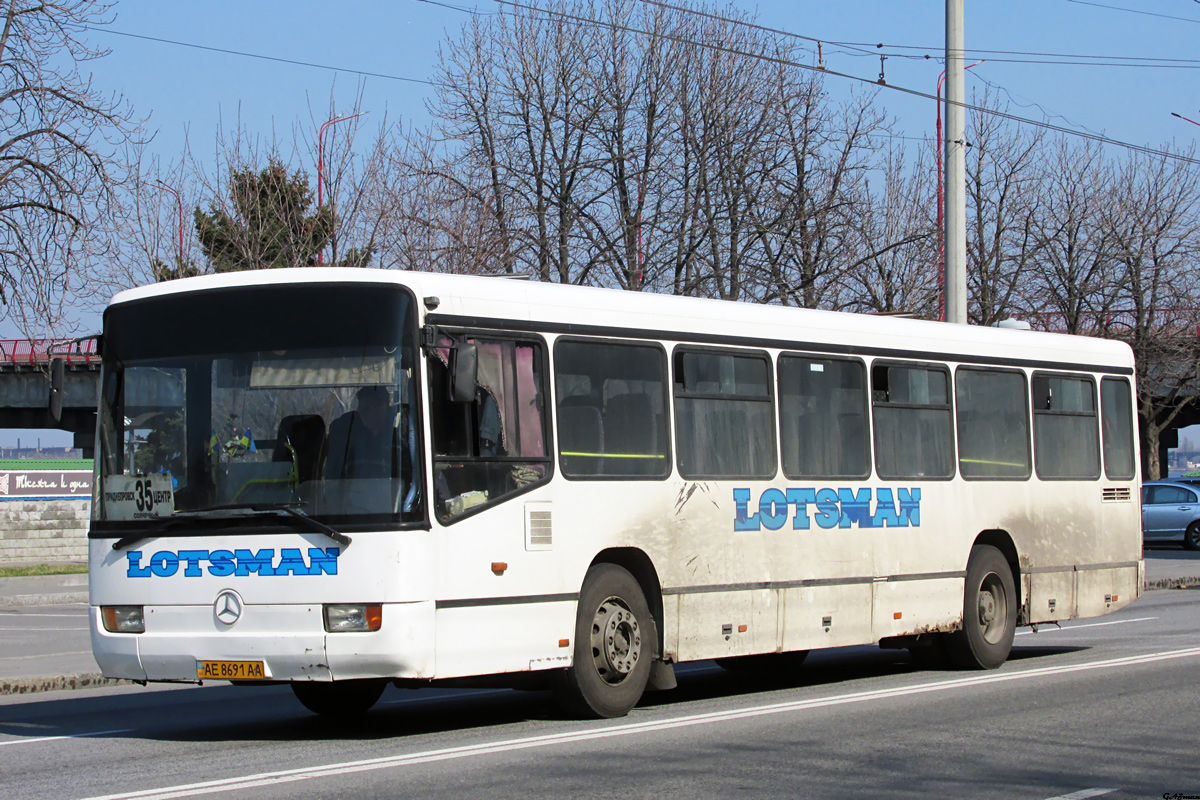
776;351;871;481
1031;370;1102;482
671;344;778;481
1100;375;1137;481
426;327;555;525
953;365;1032;482
552;335;673;482
870;358;957;482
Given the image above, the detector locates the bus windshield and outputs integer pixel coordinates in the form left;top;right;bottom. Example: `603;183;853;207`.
95;283;422;527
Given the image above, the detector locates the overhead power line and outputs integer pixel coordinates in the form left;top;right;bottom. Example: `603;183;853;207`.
1063;0;1200;25
640;0;1200;68
86;26;434;86
492;0;1200;168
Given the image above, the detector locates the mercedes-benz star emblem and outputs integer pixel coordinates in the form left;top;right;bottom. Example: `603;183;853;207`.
214;590;243;626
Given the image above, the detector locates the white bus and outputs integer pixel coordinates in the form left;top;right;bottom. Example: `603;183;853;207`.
89;268;1142;719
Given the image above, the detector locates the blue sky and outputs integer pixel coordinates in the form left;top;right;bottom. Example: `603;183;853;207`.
81;0;1198;167
7;0;1200;447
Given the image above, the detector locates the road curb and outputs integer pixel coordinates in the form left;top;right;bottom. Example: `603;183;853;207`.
1146;576;1200;591
0;672;128;696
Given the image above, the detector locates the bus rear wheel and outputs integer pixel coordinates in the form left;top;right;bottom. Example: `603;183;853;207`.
291;679;387;718
555;563;653;719
947;544;1016;670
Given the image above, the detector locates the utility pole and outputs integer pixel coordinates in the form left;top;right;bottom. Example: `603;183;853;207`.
944;0;968;324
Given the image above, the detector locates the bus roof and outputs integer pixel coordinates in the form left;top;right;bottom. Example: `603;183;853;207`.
108;267;1134;373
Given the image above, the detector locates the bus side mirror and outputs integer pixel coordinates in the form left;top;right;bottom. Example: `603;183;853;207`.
450;343;478;403
49;357;65;423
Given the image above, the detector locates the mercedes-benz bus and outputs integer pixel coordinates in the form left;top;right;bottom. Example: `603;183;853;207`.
89;268;1142;718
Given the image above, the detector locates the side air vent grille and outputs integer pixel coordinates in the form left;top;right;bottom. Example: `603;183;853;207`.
1102;487;1132;502
525;503;553;551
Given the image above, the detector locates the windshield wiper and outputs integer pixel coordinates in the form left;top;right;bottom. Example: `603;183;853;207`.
111;503;351;551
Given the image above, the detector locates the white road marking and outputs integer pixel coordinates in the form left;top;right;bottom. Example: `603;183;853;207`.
0;650;91;661
0;627;91;632
0;729;132;748
77;645;1200;800
1042;789;1119;800
1016;617;1157;636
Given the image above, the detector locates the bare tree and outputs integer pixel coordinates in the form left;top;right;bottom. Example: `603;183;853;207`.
105;143;200;290
964;92;1044;326
755;84;890;310
299;85;387;267
1102;150;1200;479
660;4;775;300
0;0;140;335
1022;137;1117;333
842;142;938;316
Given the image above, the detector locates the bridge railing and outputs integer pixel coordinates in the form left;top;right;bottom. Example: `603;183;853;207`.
0;338;100;368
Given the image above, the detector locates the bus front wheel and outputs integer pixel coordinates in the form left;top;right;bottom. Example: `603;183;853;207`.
555;563;653;719
291;679;387;718
947;544;1016;670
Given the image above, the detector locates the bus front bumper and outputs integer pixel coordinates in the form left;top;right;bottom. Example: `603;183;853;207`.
89;600;435;683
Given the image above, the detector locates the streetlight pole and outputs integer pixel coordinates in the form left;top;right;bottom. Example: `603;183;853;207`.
944;0;968;325
151;182;184;268
317;112;365;264
936;59;982;322
1172;111;1200;128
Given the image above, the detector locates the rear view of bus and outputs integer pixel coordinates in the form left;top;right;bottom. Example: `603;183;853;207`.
89;275;426;715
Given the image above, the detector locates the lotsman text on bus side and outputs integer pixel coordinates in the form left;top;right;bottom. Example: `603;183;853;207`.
734;487;921;531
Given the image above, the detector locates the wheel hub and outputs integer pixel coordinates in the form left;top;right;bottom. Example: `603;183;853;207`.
976;572;1007;644
978;592;996;626
591;597;642;684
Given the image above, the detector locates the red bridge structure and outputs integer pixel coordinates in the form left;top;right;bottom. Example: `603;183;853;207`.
0;338;101;369
0;338;102;458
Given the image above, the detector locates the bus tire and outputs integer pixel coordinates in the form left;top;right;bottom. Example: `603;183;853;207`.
715;651;809;673
947;544;1016;670
291;679;386;718
555;563;653;719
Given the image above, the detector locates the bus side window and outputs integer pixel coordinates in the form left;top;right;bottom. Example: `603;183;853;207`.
955;368;1031;480
428;335;551;522
673;348;776;479
1032;373;1100;480
1100;377;1136;480
779;355;870;479
872;362;955;480
555;339;670;479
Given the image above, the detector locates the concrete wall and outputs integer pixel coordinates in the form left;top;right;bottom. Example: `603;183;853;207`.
0;499;90;564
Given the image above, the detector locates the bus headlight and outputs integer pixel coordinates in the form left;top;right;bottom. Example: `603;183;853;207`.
323;604;382;632
101;606;145;633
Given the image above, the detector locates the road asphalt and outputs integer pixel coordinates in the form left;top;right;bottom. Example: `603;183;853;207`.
2;547;1199;697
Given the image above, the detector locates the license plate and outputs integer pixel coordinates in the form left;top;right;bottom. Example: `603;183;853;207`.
196;660;267;680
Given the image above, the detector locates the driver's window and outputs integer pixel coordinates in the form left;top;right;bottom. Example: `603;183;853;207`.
428;333;550;522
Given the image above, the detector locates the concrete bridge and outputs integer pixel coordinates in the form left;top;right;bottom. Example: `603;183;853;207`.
0;339;100;459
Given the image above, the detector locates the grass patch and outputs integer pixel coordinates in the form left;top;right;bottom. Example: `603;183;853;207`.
0;564;88;578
